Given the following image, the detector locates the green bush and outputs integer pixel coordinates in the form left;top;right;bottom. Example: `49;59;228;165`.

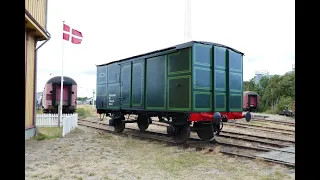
264;108;278;114
256;103;267;112
276;96;293;113
36;109;43;114
76;107;92;118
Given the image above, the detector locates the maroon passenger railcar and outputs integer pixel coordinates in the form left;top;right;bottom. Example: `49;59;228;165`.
41;76;77;113
243;91;260;112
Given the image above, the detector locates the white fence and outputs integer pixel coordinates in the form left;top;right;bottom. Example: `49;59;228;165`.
62;114;78;137
36;113;78;137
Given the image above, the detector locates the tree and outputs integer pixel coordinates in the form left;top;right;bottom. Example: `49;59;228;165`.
77;97;89;101
279;71;295;98
276;96;294;114
249;71;295;113
258;76;270;91
243;79;257;91
262;75;282;108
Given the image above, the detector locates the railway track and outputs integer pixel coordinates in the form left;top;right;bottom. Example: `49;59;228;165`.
96;116;295;147
251;118;295;127
223;122;294;135
93;117;295;148
78;119;295;168
228;121;295;133
150;121;295;148
147;115;295;133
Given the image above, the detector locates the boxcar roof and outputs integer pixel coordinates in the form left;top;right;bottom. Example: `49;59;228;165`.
97;41;244;66
243;91;259;95
46;76;77;85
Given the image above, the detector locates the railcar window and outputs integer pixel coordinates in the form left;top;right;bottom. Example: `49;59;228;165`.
46;94;52;100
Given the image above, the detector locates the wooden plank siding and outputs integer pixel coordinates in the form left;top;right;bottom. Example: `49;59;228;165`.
25;0;50;137
25;0;47;29
25;31;36;128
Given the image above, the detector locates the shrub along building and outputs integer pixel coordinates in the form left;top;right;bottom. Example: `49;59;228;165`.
25;0;50;139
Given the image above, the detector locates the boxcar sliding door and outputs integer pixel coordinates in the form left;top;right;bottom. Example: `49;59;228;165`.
131;59;145;109
119;62;132;109
106;64;121;110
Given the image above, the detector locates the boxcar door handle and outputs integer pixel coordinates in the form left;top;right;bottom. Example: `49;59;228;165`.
176;83;181;87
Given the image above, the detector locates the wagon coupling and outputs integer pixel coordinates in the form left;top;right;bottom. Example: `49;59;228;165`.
244;112;252;122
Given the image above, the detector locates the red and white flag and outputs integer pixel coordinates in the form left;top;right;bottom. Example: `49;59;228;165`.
63;23;83;44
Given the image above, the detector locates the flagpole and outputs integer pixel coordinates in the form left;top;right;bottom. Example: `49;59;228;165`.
59;20;65;128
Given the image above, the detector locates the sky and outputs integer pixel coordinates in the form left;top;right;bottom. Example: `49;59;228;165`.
37;0;295;97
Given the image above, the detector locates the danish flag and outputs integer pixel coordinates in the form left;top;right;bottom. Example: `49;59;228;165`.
62;23;83;44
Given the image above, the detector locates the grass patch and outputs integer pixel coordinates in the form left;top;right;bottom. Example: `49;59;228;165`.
259;171;292;180
88;172;95;176
76;105;95;118
155;151;209;173
36;109;43;114
35;127;62;140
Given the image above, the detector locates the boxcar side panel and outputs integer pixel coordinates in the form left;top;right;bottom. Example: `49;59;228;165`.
146;55;167;110
213;46;227;112
131;60;145;109
228;50;243;112
120;62;132;109
167;48;192;111
192;43;212;112
107;64;120;109
96;65;108;109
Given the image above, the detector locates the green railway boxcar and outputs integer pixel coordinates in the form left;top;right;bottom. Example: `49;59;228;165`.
96;41;251;144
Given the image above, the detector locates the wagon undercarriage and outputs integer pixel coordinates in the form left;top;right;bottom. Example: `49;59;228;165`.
102;111;245;144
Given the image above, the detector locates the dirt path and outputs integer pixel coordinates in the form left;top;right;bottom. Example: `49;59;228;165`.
25;126;295;180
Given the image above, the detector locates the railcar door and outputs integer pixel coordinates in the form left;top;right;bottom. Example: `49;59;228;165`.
248;95;257;107
119;62;132;109
55;84;70;106
131;60;145;109
106;64;121;110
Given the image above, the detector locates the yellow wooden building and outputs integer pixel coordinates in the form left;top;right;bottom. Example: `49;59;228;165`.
25;0;50;139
